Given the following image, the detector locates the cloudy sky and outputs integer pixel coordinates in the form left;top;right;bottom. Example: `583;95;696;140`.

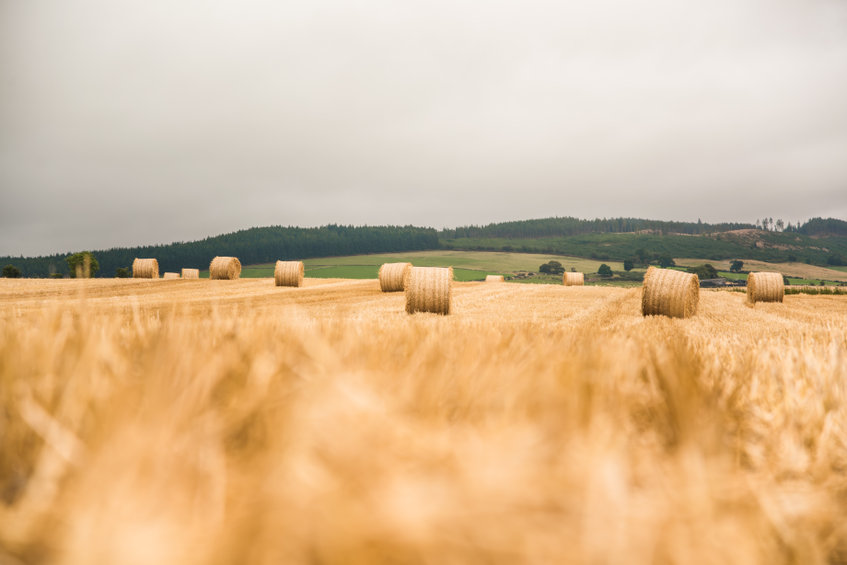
2;0;847;256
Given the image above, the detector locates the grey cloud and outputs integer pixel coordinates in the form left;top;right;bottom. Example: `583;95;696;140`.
2;0;846;255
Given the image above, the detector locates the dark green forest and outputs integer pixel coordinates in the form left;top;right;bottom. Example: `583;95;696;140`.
1;225;438;278
3;217;846;277
438;217;757;239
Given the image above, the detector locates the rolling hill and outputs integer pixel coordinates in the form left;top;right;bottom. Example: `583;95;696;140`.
2;217;846;278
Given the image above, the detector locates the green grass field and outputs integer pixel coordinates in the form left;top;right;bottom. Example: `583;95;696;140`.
200;251;847;287
208;251;637;282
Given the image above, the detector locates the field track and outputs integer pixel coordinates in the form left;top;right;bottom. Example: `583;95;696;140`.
2;278;847;563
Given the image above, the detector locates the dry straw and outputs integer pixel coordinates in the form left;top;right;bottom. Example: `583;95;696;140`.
485;275;505;283
209;256;241;280
132;258;159;279
181;268;200;279
641;266;699;318
162;272;180;280
747;272;784;304
275;260;304;287
405;266;452;315
563;272;585;286
379;262;412;292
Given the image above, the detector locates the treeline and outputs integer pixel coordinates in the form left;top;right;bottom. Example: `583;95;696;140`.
1;225;438;278
798;217;847;237
439;217;756;239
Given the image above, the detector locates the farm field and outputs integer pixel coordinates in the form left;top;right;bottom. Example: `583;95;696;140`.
675;258;847;283
2;278;847;563
231;251;638;281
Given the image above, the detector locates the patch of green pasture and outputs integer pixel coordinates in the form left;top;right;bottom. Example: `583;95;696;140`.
303;251;628;274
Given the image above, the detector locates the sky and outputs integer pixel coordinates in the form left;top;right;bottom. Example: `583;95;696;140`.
2;0;847;257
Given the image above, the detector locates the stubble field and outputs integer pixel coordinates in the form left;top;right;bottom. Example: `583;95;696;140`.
2;278;847;564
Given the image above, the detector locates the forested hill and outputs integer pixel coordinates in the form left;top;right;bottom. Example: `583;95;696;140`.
3;217;847;277
1;225;438;278
440;217;847;266
439;217;758;239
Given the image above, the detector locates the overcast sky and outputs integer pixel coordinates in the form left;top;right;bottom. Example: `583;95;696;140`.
2;0;847;256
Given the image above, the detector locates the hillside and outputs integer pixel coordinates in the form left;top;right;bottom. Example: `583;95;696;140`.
2;217;846;277
440;218;847;266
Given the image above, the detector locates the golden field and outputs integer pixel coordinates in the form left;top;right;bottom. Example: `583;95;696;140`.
2;278;847;564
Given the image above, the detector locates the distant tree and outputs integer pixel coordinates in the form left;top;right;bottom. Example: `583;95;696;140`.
688;264;718;280
657;255;675;268
115;267;130;278
730;260;744;273
598;263;613;277
827;253;845;266
783;275;790;286
539;260;564;275
66;251;99;278
623;259;634;271
2;264;21;278
775;219;784;232
634;248;649;265
787;254;797;263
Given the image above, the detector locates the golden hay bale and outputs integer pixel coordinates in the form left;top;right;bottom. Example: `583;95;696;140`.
405;267;453;315
209;256;241;280
162;272;180;280
181;268;199;279
641;266;699;318
747;272;784;304
485;275;505;283
379;262;412;292
132;258;159;279
274;260;304;287
563;272;584;286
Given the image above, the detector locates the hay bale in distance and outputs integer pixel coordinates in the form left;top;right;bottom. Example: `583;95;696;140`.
747;272;784;304
641;266;699;318
563;272;584;286
162;272;180;280
132;258;159;279
209;256;241;280
405;267;452;315
181;268;200;279
275;260;304;287
485;275;505;283
379;262;412;292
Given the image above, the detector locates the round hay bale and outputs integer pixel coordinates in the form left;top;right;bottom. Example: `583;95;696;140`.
162;272;180;280
405;267;452;315
641;266;699;318
747;271;784;304
181;268;200;279
379;262;412;292
485;275;505;283
209;256;241;280
132;258;159;279
275;260;304;287
563;272;584;286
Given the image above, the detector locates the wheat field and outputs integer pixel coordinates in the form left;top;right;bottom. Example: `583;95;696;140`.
1;278;847;564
